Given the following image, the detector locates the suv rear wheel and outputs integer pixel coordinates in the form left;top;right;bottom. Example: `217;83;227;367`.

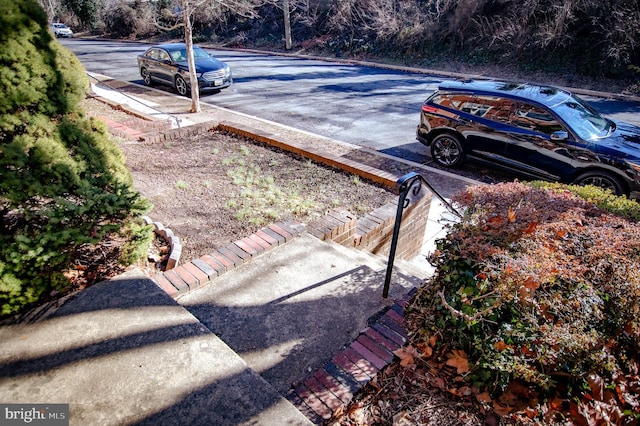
430;133;465;167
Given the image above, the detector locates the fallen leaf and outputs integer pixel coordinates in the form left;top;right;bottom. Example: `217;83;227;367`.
392;411;415;426
459;385;473;396
393;346;420;367
520;346;536;357
523;276;540;290
587;373;604;401
428;334;438;347
487;215;503;227
416;341;433;358
549;397;564;411
446;349;469;374
429;375;446;389
498;390;518;406
523;221;538;234
508;207;516;223
347;405;367;424
494;341;508;352
476;392;493;404
369;376;381;391
492;401;513;416
448;387;463;397
525;407;538;419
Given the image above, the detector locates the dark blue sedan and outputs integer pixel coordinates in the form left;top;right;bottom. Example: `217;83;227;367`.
417;80;640;198
137;43;232;96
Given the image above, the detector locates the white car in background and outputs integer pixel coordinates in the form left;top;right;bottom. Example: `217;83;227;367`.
51;23;73;38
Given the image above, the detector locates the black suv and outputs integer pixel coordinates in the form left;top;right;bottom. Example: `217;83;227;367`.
417;80;640;199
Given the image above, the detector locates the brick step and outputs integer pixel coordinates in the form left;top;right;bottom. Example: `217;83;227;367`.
121;116;172;133
286;290;415;424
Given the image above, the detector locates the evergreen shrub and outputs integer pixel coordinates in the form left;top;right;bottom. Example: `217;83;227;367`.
0;0;149;315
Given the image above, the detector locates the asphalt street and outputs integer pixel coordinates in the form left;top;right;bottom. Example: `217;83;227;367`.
61;38;640;187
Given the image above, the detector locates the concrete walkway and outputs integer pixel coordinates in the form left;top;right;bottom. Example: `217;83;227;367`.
0;269;312;425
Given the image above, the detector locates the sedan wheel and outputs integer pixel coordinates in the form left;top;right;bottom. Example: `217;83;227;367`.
175;75;189;97
140;68;152;86
431;133;465;167
573;171;625;196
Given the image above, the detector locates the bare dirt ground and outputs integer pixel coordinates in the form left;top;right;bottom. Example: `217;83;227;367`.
84;97;395;263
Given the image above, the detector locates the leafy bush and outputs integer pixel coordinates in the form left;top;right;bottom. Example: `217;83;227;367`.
408;181;640;422
0;0;149;315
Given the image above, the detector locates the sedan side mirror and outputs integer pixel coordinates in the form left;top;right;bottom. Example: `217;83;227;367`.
551;131;569;141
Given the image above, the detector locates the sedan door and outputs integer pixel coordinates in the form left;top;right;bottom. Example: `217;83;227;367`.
142;48;166;83
152;49;177;84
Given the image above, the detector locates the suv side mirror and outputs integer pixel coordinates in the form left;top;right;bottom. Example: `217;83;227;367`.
551;131;569;141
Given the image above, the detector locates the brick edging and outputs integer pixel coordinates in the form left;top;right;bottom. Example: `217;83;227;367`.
286;288;417;424
218;122;400;189
141;120;218;143
151;220;305;298
143;216;182;270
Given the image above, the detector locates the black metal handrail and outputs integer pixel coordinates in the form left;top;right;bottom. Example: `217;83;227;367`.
382;172;461;298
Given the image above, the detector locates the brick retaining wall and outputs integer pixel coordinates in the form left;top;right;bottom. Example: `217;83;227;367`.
308;182;431;262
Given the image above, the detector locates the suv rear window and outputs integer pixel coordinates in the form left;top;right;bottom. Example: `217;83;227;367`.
433;93;514;124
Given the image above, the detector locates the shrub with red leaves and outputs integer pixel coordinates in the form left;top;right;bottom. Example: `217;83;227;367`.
408;181;640;424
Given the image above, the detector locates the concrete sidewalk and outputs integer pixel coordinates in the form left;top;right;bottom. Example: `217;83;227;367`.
0;76;481;425
0;269;313;425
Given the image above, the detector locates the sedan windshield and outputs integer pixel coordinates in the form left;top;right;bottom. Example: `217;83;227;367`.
168;47;210;62
550;94;612;140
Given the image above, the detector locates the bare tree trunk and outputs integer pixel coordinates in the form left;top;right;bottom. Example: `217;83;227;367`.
182;0;201;112
283;0;292;50
45;0;56;21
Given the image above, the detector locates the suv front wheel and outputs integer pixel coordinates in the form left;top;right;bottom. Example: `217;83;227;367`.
573;170;626;197
431;133;466;167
